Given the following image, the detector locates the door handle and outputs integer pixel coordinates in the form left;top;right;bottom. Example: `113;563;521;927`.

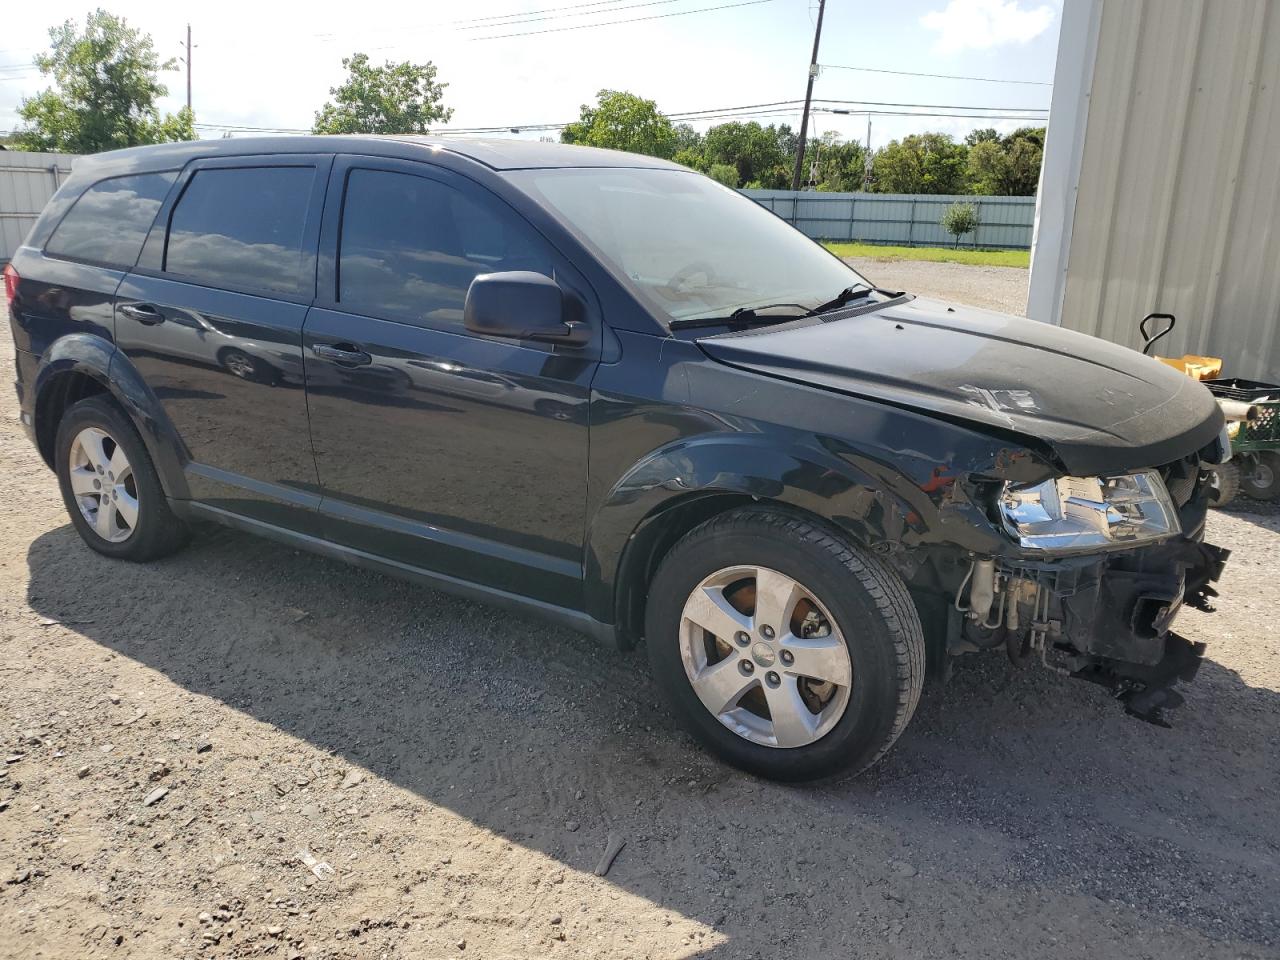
312;342;373;366
119;302;164;325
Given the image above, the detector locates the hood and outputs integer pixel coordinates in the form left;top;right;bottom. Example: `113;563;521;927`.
696;296;1224;477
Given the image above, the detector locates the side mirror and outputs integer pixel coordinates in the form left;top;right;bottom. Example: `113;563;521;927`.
464;271;587;345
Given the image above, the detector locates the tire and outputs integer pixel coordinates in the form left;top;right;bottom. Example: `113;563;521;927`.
54;395;190;561
1208;460;1240;508
645;507;925;782
1241;451;1280;502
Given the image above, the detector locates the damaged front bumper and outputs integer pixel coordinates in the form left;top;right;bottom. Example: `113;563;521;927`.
949;535;1230;726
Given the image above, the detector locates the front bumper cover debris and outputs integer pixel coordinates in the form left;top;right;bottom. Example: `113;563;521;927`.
959;537;1230;727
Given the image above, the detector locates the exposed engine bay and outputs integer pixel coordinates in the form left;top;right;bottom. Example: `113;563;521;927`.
947;454;1229;726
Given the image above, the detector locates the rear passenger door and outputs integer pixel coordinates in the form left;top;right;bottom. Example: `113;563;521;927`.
303;156;601;607
116;155;332;530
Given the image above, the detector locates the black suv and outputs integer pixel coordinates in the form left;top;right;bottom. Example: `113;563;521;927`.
6;137;1231;780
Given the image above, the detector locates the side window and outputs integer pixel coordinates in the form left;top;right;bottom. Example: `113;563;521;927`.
337;168;553;327
44;172;177;267
164;166;315;297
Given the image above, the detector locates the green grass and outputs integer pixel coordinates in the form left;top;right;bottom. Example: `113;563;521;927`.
822;241;1030;268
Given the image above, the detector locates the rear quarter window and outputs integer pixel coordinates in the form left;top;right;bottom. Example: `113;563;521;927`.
44;172;177;268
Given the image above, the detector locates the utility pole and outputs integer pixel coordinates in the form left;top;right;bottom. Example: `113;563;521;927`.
184;24;192;112
790;0;826;192
862;116;873;190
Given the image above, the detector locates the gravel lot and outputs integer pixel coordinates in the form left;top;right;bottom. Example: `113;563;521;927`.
2;263;1277;959
845;256;1030;314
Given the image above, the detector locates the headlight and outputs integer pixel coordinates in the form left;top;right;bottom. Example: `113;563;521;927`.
998;470;1181;552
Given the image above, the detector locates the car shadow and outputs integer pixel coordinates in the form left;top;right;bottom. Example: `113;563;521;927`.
24;523;1280;957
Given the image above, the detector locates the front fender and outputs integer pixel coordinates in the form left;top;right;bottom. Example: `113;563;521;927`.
582;433;926;627
33;334;190;499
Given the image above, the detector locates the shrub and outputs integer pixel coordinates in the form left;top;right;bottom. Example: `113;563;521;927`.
941;202;979;248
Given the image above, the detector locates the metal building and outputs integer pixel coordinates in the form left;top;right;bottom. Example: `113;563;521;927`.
0;151;74;265
1029;0;1280;382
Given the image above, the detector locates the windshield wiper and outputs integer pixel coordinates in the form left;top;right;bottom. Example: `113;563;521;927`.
669;302;810;331
668;286;902;332
805;284;873;317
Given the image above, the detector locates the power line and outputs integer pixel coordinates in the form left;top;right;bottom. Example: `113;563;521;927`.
459;0;685;29
192;103;1046;139
451;0;638;23
819;109;1048;121
814;97;1046;112
819;63;1052;86
186;96;1046;138
469;0;781;40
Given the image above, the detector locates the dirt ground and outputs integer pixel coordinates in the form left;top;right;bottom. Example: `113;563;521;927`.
2;270;1278;959
845;256;1030;314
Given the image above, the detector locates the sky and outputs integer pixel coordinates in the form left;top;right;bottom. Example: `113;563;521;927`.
0;0;1062;150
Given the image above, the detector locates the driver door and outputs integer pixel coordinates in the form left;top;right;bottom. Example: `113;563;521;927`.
303;156;602;607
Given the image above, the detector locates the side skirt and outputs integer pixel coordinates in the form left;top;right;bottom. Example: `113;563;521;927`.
174;500;620;650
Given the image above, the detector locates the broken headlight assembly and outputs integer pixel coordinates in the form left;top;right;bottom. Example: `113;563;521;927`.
997;471;1181;552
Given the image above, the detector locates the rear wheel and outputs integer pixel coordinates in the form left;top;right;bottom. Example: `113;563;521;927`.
54;396;189;561
645;508;924;781
1241;451;1280;501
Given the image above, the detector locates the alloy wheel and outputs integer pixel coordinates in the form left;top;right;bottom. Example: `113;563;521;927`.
68;427;139;543
678;565;852;748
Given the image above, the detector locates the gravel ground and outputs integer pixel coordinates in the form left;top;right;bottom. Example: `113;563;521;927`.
845;256;1030;314
2;275;1278;959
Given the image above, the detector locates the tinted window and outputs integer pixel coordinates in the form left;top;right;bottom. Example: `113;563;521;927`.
165;166;315;297
45;172;176;267
338;169;552;326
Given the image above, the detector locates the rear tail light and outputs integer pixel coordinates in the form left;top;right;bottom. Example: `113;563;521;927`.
2;263;17;310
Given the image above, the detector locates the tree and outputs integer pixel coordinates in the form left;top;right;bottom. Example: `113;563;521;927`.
560;90;676;158
871;133;968;194
702;121;790;188
14;9;194;153
706;163;740;188
941;202;978;247
965;126;1045;195
313;53;452;135
802;131;867;192
672;124;707;171
674;123;703;154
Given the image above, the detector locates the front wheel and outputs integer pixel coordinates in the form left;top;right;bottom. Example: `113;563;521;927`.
645;508;925;781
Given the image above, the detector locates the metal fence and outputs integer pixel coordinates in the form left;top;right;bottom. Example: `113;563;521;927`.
742;189;1037;250
0;151;75;264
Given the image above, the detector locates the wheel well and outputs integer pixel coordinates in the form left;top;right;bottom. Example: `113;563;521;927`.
613;493;756;649
613;494;943;666
34;372;111;468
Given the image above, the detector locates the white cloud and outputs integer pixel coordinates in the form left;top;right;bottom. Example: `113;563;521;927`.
920;0;1055;54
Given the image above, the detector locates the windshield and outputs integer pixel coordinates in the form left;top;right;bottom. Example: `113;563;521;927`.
512;167;870;324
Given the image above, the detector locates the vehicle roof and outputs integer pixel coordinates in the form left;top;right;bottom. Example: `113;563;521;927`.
70;135;685;175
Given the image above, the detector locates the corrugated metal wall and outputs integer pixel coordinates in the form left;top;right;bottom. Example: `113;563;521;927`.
0;152;75;264
1057;0;1280;382
744;190;1036;249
